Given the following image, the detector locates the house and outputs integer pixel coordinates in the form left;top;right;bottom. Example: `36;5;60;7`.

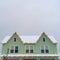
0;32;58;60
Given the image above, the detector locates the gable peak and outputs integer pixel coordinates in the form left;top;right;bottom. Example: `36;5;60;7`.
14;32;17;34
42;32;45;34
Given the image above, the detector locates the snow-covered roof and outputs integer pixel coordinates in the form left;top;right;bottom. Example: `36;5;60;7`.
1;35;39;44
0;54;58;57
2;36;11;44
20;36;38;43
48;36;58;43
1;32;58;44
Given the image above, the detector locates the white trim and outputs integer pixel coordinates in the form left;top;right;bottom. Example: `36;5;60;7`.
0;54;58;57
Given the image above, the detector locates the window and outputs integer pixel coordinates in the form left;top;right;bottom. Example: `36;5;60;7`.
14;38;16;42
41;46;49;54
30;45;34;53
45;46;49;53
10;46;18;53
15;46;18;53
46;49;49;53
41;46;44;53
43;38;45;42
30;50;33;53
26;45;34;53
26;50;29;53
10;46;14;53
10;49;14;53
41;50;44;53
26;45;29;53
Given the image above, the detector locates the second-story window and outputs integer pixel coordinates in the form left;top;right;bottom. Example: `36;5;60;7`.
30;45;34;53
45;46;49;53
10;46;14;53
41;45;49;54
10;46;18;53
15;46;18;53
26;45;29;53
26;45;34;53
41;46;44;53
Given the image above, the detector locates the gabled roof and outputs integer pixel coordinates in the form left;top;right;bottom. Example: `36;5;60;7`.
48;36;58;44
1;32;58;44
20;36;38;43
1;36;11;44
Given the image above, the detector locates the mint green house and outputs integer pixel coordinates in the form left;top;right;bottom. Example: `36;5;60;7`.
1;32;58;60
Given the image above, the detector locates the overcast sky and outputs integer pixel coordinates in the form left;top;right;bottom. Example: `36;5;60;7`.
0;0;60;52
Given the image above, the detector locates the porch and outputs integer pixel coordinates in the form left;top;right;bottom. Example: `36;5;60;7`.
1;54;58;60
2;56;58;60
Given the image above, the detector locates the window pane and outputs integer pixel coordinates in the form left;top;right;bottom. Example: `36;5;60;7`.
10;50;14;53
41;50;44;53
26;45;29;49
46;49;49;53
15;46;18;50
43;38;45;42
15;50;18;53
30;50;33;53
26;50;29;53
14;38;16;42
15;46;18;53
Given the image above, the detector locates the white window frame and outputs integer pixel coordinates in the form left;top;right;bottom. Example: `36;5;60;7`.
40;46;44;54
10;46;15;53
15;46;18;53
9;46;18;53
25;45;34;54
30;45;34;53
25;45;29;53
44;45;49;54
40;45;49;54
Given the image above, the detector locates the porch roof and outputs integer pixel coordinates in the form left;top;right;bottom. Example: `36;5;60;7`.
0;54;58;57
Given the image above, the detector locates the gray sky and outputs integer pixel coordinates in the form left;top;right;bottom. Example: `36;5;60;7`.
0;0;60;52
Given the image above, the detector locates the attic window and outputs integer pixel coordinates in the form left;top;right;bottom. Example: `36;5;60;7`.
43;38;45;42
14;38;16;42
